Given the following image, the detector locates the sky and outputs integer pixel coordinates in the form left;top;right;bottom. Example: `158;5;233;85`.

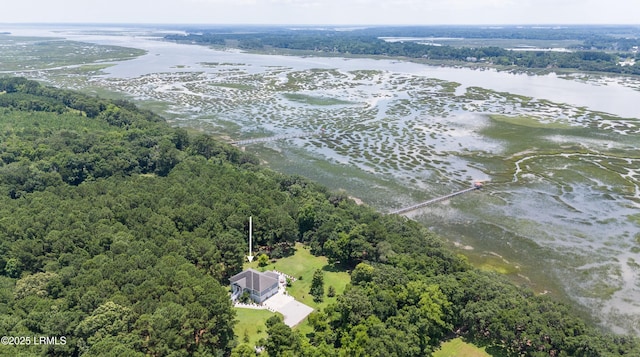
1;0;639;25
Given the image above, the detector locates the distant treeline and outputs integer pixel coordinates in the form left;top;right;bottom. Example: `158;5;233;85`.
1;77;638;356
166;26;640;75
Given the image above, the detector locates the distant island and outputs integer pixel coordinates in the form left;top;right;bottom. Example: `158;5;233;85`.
166;25;640;75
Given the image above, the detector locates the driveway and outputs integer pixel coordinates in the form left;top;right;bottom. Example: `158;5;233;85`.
263;289;314;327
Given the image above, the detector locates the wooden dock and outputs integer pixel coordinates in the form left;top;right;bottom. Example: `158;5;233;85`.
231;130;324;146
390;183;482;215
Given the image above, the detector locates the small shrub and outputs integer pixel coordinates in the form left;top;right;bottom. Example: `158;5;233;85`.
258;253;269;267
239;291;251;304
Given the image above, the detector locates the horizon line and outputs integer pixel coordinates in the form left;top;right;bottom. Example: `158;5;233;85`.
1;22;639;27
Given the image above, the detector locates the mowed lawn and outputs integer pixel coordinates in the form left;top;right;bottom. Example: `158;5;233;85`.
433;338;493;357
233;308;280;347
244;243;351;310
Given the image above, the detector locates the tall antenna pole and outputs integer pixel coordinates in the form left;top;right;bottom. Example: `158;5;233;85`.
247;216;254;262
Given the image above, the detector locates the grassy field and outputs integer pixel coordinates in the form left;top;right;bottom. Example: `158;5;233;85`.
233;308;280;347
244;243;351;310
433;338;493;357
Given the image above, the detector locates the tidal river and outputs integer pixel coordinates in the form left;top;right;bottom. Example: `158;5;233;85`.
5;25;640;334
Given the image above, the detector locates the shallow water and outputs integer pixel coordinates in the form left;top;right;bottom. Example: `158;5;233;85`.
7;25;639;117
2;25;639;334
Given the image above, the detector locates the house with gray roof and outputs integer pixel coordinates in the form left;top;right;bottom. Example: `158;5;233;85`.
230;269;280;303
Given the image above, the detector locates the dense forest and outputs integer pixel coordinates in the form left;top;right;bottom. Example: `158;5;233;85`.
1;77;639;356
166;25;640;75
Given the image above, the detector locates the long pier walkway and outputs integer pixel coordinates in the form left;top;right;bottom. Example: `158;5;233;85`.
390;183;482;215
231;130;324;146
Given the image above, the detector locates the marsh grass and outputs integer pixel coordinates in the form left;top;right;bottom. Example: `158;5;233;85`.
0;38;145;71
489;114;572;129
211;82;255;90
283;92;355;106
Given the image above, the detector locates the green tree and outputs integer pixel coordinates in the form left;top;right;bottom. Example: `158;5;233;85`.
231;343;256;357
327;285;336;298
351;262;374;285
265;319;300;356
3;258;21;278
310;269;324;302
76;301;134;347
13;272;59;299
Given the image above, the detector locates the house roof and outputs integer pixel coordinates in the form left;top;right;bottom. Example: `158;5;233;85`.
230;269;279;293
